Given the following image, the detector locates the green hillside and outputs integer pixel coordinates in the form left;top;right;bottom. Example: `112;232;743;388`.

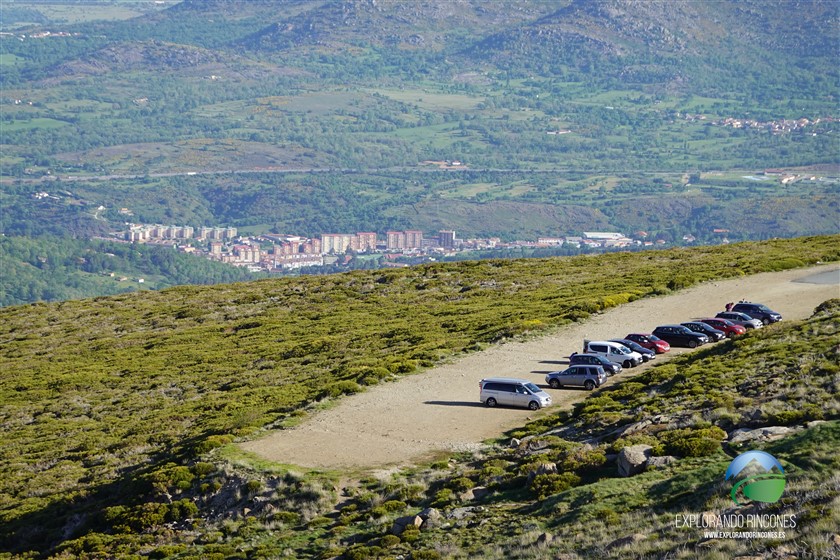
288;300;840;560
0;235;838;557
1;0;837;283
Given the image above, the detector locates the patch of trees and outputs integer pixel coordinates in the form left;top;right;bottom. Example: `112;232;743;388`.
0;235;258;307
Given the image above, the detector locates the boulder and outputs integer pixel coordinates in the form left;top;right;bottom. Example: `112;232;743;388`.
418;507;441;530
646;455;677;470
446;506;475;520
470;486;491;501
617;445;652;477
390;514;423;535
729;426;798;444
510;438;521;448
527;462;558;483
620;419;652;436
606;533;646;550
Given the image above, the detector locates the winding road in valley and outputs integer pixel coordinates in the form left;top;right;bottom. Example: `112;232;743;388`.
240;264;840;472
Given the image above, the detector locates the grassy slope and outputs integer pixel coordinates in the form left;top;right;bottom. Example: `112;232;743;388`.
222;299;839;560
0;235;838;557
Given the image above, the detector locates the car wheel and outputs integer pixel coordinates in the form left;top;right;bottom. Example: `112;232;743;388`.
584;380;596;391
688;340;697;348
762;318;770;325
549;379;560;389
623;360;633;368
727;331;735;338
486;398;497;408
528;400;540;411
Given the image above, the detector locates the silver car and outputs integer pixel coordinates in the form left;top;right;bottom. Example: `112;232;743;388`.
545;365;607;391
715;311;763;329
479;377;552;410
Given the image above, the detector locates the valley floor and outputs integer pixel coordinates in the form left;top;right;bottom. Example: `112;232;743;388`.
241;264;840;470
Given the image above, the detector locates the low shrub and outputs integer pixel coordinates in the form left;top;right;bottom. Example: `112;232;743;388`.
431;488;455;508
273;511;301;526
530;472;581;500
412;551;441;560
380;534;400;548
320;380;363;399
659;426;727;457
401;526;421;543
447;477;475;493
194;434;234;455
245;480;262;495
560;447;607;473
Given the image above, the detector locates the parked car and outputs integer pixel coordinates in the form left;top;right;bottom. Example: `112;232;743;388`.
609;338;656;362
583;340;644;368
479;378;551;410
699;318;747;338
732;302;782;325
651;325;709;348
569;352;622;375
545;365;607;391
680;321;726;342
624;333;671;354
715;311;763;330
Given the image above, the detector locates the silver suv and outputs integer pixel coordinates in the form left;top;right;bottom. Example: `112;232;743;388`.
479;378;551;410
545;365;607;391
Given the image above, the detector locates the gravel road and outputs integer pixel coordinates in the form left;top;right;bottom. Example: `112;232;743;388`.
240;264;840;470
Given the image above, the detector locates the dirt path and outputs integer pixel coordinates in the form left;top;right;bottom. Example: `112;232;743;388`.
241;265;840;471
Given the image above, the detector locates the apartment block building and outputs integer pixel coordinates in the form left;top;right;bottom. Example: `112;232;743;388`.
321;233;355;254
385;230;424;251
354;232;378;252
321;232;378;254
405;230;423;249
125;223;232;242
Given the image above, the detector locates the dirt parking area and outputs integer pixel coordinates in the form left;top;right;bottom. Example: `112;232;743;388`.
240;265;840;470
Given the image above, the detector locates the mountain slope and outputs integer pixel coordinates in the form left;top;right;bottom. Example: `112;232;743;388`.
0;236;837;556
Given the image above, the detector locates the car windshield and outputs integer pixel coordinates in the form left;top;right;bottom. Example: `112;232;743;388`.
756;305;772;312
616;345;630;354
524;382;541;393
648;335;662;342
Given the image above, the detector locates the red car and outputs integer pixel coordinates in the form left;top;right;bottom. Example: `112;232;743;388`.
699;318;746;338
624;333;671;354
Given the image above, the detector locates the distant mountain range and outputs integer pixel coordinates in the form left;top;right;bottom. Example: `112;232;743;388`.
1;0;837;305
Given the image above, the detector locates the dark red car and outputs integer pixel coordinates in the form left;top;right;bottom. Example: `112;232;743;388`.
624;333;671;354
699;318;746;338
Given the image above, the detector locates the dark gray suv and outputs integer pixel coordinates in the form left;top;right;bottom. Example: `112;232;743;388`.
731;302;782;325
569;352;622;375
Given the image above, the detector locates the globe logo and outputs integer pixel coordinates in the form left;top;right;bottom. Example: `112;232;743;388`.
725;450;786;506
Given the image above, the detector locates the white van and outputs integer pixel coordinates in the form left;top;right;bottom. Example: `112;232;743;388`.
479;377;551;410
583;340;643;368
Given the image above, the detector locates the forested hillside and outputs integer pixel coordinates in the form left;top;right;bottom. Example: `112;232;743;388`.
1;0;838;303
